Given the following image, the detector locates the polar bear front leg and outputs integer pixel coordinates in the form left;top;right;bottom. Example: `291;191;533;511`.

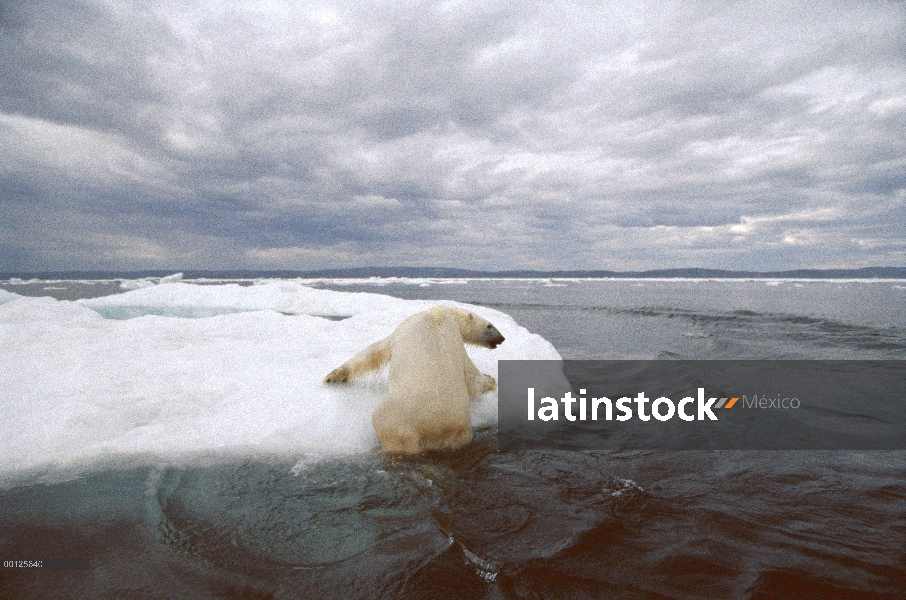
464;356;497;398
324;336;393;383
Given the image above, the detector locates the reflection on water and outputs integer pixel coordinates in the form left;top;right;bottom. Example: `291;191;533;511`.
2;433;903;598
1;431;650;598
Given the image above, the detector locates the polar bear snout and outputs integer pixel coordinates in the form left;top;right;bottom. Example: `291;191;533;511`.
483;324;505;349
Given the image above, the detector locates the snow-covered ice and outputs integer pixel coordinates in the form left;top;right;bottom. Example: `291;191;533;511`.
0;281;559;486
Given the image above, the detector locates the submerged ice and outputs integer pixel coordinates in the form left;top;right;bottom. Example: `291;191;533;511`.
0;281;560;485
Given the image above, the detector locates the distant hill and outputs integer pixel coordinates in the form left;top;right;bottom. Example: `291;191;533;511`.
4;266;906;279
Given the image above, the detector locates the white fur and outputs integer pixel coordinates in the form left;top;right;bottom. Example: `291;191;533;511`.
324;306;502;454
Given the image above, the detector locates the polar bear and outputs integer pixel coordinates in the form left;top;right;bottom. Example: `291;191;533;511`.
324;305;505;454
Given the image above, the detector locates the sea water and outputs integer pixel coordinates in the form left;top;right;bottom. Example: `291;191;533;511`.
0;277;904;598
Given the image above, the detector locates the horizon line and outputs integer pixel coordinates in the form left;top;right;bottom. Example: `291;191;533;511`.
3;266;906;280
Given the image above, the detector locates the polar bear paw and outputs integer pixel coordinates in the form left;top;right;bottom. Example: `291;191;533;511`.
324;366;351;384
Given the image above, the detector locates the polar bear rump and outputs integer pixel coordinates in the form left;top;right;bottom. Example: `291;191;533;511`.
324;306;504;454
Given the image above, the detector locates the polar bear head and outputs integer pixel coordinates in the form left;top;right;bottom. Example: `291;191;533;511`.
441;306;506;349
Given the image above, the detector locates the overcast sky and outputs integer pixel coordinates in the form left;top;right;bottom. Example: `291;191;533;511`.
1;0;904;272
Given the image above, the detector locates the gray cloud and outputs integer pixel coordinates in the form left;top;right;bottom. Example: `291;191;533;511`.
1;0;904;272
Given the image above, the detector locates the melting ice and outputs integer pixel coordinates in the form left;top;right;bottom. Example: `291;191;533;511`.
0;280;559;486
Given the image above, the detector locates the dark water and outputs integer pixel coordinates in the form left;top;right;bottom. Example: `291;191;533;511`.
307;278;906;361
2;278;905;598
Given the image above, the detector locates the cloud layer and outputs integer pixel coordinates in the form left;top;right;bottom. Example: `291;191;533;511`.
1;0;904;271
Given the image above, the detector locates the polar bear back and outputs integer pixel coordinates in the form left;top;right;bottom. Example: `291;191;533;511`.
325;305;503;454
372;308;474;452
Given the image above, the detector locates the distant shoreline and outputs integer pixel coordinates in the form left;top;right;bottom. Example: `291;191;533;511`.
2;266;905;280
